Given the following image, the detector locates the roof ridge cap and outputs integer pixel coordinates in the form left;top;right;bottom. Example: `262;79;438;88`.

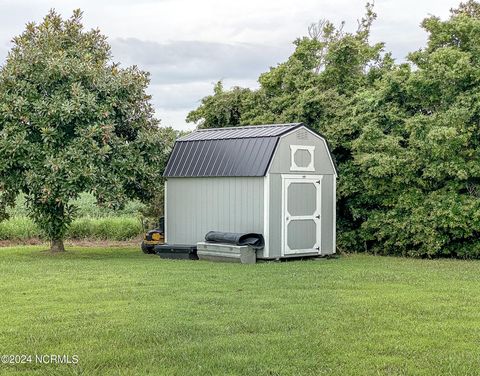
194;123;301;132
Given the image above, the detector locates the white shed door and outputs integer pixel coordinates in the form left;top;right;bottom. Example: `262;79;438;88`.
282;176;321;256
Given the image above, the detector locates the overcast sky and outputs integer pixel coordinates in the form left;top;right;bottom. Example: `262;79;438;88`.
0;0;462;131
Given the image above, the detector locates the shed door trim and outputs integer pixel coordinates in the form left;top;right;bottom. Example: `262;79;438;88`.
281;174;322;256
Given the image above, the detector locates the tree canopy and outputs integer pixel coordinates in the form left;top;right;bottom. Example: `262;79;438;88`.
187;1;480;258
0;10;171;251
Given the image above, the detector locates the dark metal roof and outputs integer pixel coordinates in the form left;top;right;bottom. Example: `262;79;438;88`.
164;123;302;177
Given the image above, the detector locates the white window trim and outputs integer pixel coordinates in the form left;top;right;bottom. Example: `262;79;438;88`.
290;145;315;172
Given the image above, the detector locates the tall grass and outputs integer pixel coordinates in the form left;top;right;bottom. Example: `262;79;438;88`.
0;217;42;240
0;216;143;241
0;193;147;241
7;193;146;218
68;216;143;240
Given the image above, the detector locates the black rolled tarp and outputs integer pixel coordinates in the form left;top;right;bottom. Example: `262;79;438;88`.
205;231;265;249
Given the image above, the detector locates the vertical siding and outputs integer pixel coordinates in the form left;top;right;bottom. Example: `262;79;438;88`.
166;177;264;245
268;174;283;258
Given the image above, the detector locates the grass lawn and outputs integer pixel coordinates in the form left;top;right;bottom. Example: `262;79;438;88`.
1;247;480;375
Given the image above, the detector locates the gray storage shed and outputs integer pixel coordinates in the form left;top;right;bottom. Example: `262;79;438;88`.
163;123;337;259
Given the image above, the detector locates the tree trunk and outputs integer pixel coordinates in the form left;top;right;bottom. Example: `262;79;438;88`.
50;239;65;253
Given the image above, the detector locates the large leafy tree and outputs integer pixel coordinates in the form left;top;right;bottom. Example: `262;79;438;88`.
0;10;167;252
187;3;390;252
353;1;480;257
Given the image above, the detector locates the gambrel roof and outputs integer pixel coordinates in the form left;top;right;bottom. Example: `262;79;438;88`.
163;123;336;177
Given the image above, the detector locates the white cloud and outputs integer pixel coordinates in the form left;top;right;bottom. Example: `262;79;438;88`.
149;78;259;129
110;38;292;84
156;108;196;132
0;0;464;129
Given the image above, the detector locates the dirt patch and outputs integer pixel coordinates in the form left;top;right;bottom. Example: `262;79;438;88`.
0;238;44;247
65;239;142;247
